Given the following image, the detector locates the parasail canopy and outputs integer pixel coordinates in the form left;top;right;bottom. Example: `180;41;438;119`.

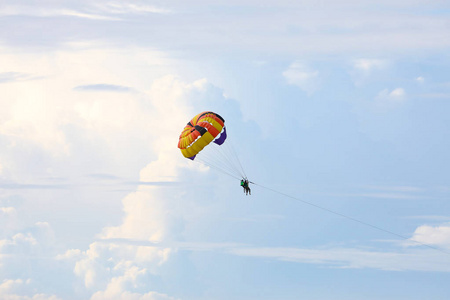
177;111;246;180
178;111;227;160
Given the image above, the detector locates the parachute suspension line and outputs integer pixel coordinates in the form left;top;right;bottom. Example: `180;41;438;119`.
197;150;230;175
196;143;244;179
219;142;246;179
191;142;244;180
193;133;247;180
217;141;239;175
194;157;242;180
253;182;450;255
228;140;247;179
211;143;244;178
203;137;246;180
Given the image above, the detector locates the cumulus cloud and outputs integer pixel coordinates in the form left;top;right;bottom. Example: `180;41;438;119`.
0;37;243;296
373;87;406;110
0;44;173;176
2;1;449;298
409;224;450;248
0;221;55;261
68;73;219;298
0;44;205;299
89;262;177;300
55;248;82;261
1;226;40;261
3;44;239;299
72;153;189;293
99;236;450;273
100;184;174;243
66;183;173;293
0;219;64;299
0;279;62;300
282;61;320;95
350;84;410;143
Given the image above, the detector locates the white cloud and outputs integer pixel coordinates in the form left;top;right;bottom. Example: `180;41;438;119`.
91;290;177;300
0;6;119;21
71;239;174;295
0;279;61;300
0;220;63;299
0;203;22;239
416;76;425;83
89;263;177;300
0;207;16;216
72;183;175;292
69;74;215;296
373;87;406;110
95;2;171;15
353;59;388;73
0;44;174;181
0;44;202;299
0;39;242;298
228;245;450;272
350;58;389;85
0;2;449;298
101;237;450;273
0;80;70;157
389;88;406;98
0;221;56;261
410;225;450;248
95;236;450;273
220;222;450;272
0;1;170;24
2;1;450;57
282;61;320;95
55;248;82;261
100;190;170;242
60;9;120;21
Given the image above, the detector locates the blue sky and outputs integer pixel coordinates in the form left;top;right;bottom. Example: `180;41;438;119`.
1;1;450;299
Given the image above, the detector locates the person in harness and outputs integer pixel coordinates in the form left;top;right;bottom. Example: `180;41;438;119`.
240;178;251;195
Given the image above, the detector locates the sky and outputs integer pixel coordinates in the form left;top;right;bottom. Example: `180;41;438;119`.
1;0;450;299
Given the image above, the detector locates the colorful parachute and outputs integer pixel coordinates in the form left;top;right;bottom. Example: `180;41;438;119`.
178;111;247;180
178;111;227;160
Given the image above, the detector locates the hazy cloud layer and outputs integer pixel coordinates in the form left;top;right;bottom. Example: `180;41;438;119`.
0;43;250;299
283;61;320;95
1;1;449;56
73;84;133;92
1;1;450;298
